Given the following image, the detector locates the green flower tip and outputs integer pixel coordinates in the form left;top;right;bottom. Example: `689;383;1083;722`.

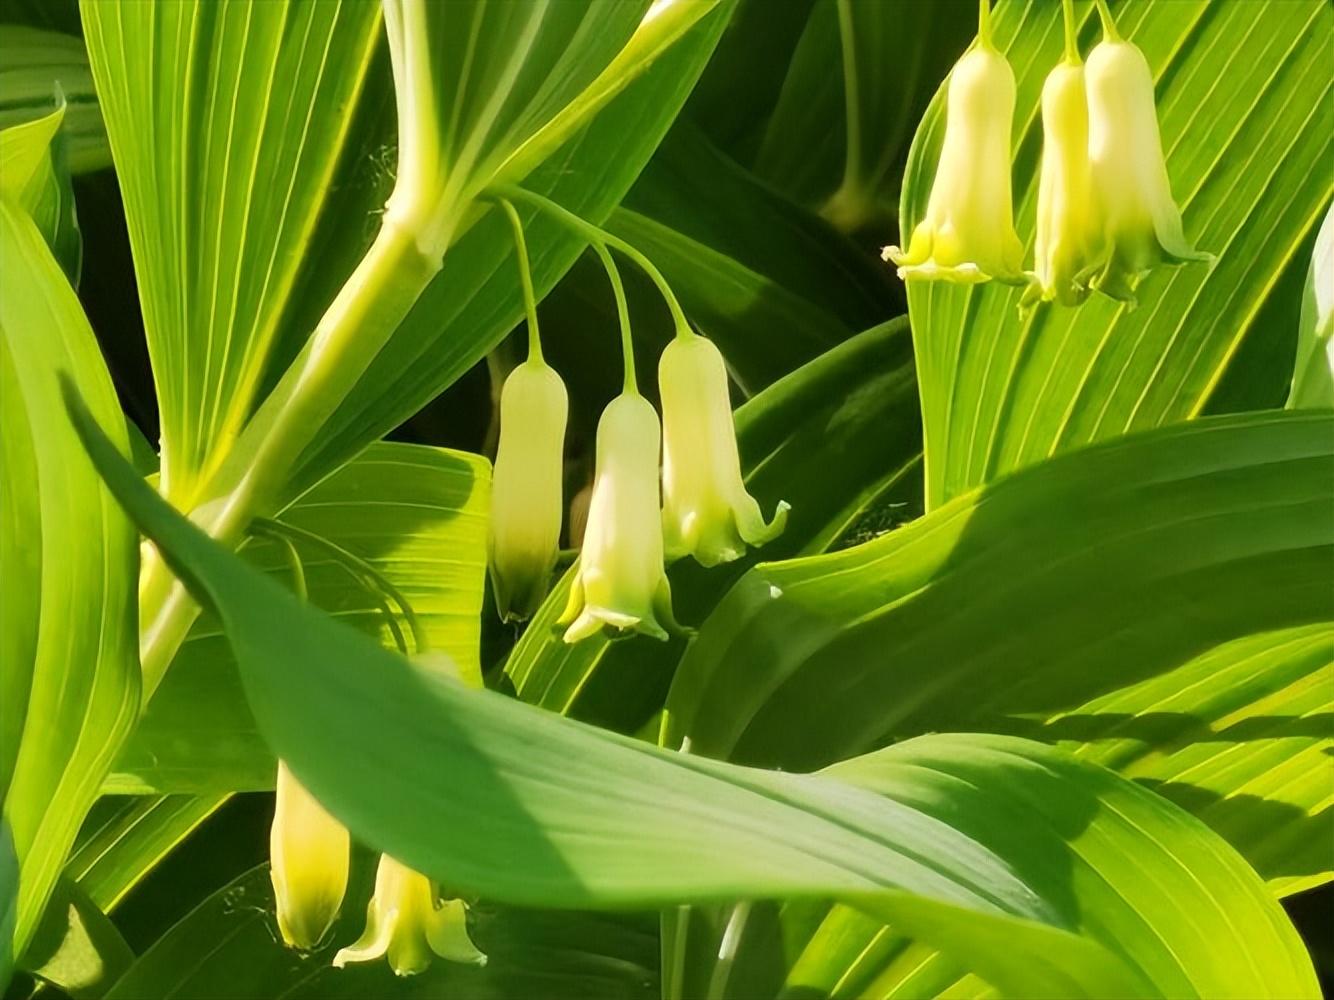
659;336;788;567
333;856;486;977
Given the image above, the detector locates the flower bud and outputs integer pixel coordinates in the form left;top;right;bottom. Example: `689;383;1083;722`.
659;336;787;566
1085;36;1211;303
333;855;486;977
488;358;568;622
885;41;1027;284
1025;59;1103;308
270;761;349;950
558;392;677;643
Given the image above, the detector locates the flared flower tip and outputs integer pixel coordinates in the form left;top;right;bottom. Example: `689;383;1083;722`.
1085;37;1212;303
488;359;568;622
884;43;1028;285
270;762;349;950
1026;59;1103;309
659;336;788;567
333;856;486;977
558;392;678;643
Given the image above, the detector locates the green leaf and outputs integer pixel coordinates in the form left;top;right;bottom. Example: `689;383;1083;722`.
0;201;139;962
69;392;1317;999
64;796;229;913
106;861;659;1000
106;442;490;794
754;0;974;235
902;0;1334;508
80;0;383;505
0;24;108;174
507;318;921;734
666;411;1334;892
20;877;132;999
0;101;81;280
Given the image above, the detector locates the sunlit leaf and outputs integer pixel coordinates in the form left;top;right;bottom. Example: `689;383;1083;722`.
70;395;1318;1000
0;200;138;963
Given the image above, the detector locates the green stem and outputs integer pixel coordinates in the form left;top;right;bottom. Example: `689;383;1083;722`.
271;531;308;603
137;216;441;699
252;517;430;655
1093;0;1121;40
492;183;692;338
1061;0;1080;62
496;198;543;362
834;0;861;193
978;0;993;47
592;243;637;394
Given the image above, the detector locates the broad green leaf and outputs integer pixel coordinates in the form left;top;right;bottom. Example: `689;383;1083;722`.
20;877;131;999
755;0;973;235
81;0;383;505
666;411;1334;892
508;318;921;734
106;442;490;794
0;24;108;174
64;795;228;913
0;201;138;962
70;393;1317;1000
902;0;1334;508
0;102;81;280
715;624;1334;999
107;861;659;1000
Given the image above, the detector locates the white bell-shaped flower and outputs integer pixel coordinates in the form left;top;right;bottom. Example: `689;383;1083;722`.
270;761;349;950
659;335;787;566
559;392;677;643
488;358;568;621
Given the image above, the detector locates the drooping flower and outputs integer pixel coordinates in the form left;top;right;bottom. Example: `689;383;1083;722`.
558;392;678;643
333;855;486;977
1025;55;1104;308
1084;29;1211;303
659;335;787;566
270;761;349;950
884;5;1027;285
488;357;568;621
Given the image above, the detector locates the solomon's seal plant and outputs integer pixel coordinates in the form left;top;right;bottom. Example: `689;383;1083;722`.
3;0;1331;997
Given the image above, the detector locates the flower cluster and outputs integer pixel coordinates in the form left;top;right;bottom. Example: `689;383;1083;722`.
485;189;788;643
886;0;1211;308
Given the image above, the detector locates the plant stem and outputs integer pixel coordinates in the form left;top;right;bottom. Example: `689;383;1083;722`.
252;517;430;654
496;198;543;362
591;243;636;394
978;0;993;47
1093;0;1121;40
491;183;693;337
834;0;861;194
1061;0;1081;62
706;903;752;1000
137;216;441;699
